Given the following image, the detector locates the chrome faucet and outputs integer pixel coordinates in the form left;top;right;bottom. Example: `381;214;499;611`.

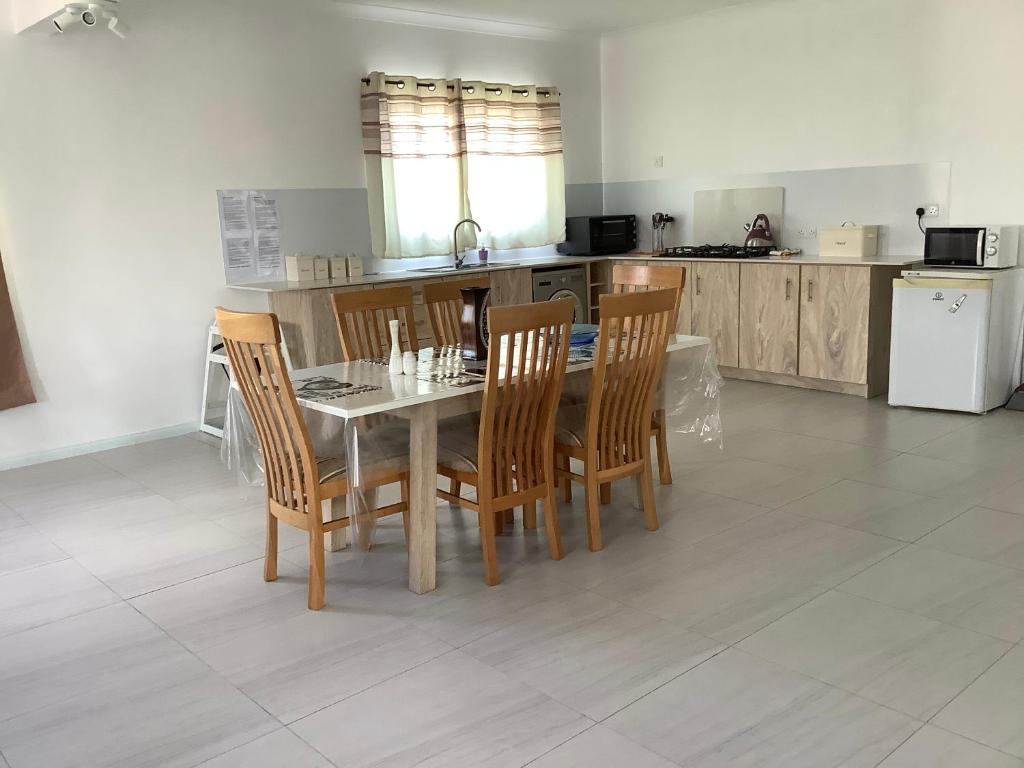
453;218;482;269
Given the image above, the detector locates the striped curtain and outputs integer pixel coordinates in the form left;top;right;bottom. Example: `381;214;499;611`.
361;73;565;259
0;250;35;410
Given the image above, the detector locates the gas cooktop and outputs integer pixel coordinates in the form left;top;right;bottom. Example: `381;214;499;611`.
658;244;773;259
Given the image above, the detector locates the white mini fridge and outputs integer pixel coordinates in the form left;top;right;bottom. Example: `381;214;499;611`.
889;268;1024;413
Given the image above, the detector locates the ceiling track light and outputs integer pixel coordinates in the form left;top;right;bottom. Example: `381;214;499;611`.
52;0;129;38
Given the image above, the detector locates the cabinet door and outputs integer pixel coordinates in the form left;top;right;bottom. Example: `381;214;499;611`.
739;263;799;374
691;262;740;367
799;265;870;384
490;267;532;306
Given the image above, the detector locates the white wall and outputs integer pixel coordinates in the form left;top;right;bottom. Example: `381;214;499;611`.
601;0;1024;223
0;0;602;464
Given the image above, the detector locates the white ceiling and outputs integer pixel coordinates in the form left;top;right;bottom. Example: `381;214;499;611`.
335;0;765;34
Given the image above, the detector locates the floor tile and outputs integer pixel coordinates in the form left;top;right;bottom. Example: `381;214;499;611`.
684;510;903;587
0;526;67;577
462;592;722;720
0;559;119;638
605;648;917;768
782;479;970;542
979;477;1024;517
851;454;1024;506
27;492;198;544
0;604;276;768
933;644;1024;759
530;725;676;768
877;725;1024;768
0;504;24;532
57;512;263;598
0;456;119;499
681;458;837;508
1;474;151;521
726;428;898;477
92;434;223;475
291;650;591;768
911;424;1024;470
195;729;331;768
738;590;1010;719
657;490;767;546
917;506;1024;570
840;545;1024;642
132;558;452;723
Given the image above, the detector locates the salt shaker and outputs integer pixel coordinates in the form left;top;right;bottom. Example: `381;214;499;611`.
403;350;417;376
388;320;403;375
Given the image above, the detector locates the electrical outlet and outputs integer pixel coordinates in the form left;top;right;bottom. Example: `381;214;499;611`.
797;226;817;238
654;155;664;168
925;204;940;218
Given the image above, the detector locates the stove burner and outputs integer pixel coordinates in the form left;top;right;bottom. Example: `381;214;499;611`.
659;244;773;259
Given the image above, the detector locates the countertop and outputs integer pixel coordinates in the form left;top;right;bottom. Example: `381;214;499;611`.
229;252;922;293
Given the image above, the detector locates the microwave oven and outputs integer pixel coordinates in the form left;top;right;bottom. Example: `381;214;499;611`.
924;226;1019;269
557;215;637;256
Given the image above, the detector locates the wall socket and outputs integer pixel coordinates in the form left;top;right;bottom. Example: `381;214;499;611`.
924;204;941;217
654;155;664;168
796;226;817;238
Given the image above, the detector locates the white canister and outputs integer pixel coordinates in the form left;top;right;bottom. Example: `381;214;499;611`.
819;223;880;260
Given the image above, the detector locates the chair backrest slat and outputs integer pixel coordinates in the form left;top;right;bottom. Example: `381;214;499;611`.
586;289;676;472
332;286;419;361
215;307;319;513
477;299;573;504
423;276;491;348
611;263;686;327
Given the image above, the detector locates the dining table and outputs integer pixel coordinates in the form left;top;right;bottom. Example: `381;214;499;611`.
289;333;714;595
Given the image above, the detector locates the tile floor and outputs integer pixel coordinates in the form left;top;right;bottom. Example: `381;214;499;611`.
2;380;1024;766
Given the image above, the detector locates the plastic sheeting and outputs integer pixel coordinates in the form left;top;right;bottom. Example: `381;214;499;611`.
221;339;722;552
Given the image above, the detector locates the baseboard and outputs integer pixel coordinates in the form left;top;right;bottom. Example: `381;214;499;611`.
719;366;872;398
0;423;197;471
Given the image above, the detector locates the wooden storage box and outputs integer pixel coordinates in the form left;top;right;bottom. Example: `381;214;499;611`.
820;224;879;261
285;254;316;282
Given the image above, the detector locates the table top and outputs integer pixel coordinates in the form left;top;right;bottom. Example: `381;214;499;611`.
291;335;710;419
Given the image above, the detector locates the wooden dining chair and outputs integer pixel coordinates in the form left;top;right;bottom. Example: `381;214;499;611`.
435;298;575;585
554;288;677;552
611;263;686;488
331;285;419;361
423;276;491;347
215;307;410;610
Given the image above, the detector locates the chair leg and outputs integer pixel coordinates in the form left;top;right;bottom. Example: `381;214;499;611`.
655;421;673;486
494;508;505;535
264;504;278;582
479;503;500;586
308;528;326;610
401;478;411;548
585;472;603;552
600;483;612;505
524;502;537;530
450;478;461;506
640;456;659;532
504;509;515;526
543;487;564;560
560;453;572;503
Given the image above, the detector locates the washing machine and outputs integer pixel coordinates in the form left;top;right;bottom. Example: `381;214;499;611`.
532;267;589;322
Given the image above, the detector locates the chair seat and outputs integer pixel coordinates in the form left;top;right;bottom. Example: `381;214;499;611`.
436;416;481;473
315;420;410;483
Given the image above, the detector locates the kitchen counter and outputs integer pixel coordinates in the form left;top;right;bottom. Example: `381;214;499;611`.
228;252;921;294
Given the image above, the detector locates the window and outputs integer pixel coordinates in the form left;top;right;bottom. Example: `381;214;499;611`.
361;72;566;259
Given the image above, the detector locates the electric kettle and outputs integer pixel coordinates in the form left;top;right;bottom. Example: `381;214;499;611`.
743;213;774;248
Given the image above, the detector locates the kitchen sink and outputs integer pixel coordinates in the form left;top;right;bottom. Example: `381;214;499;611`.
411;262;519;273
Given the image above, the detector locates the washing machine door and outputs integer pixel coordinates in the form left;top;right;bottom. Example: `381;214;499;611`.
548;288;583;323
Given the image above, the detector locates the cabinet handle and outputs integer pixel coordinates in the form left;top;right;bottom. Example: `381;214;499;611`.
807;279;814;302
696;276;702;296
785;278;792;301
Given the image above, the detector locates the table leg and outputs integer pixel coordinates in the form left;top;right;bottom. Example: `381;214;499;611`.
324;497;349;552
408;401;438;594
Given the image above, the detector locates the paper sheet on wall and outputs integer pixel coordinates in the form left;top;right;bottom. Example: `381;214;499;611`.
218;190;285;284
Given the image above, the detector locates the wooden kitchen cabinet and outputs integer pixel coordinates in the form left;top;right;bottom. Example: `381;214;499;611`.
489;267;532;306
798;265;871;384
690;261;739;367
739;263;799;374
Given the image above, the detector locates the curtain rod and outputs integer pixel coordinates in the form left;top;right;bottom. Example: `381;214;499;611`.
360;76;553;97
